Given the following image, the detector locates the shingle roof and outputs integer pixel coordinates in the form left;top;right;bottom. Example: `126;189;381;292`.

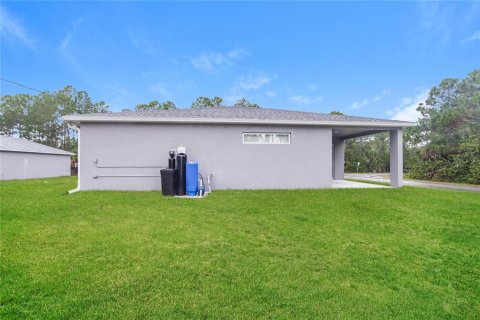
63;107;415;127
0;136;74;155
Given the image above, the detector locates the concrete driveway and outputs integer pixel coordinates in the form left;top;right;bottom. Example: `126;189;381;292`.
332;179;389;189
346;173;480;192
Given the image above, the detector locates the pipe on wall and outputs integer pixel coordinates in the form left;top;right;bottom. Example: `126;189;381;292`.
93;175;161;178
93;159;166;169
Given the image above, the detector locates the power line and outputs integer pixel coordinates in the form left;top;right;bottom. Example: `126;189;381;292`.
0;77;79;107
1;77;44;93
1;77;107;112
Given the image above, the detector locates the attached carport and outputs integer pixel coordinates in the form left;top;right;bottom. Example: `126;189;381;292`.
332;127;408;188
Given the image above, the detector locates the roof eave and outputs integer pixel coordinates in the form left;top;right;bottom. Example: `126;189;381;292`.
0;149;74;156
63;116;416;128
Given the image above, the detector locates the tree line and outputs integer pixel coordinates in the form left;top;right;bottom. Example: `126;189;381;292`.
345;69;479;184
1;70;478;184
133;96;259;111
0;85;108;153
0;90;259;153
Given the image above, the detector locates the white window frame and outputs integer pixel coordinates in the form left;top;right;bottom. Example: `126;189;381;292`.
242;132;291;145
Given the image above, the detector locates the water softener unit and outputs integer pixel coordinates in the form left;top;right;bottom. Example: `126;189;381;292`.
168;150;176;169
176;146;187;196
186;161;199;196
160;150;177;196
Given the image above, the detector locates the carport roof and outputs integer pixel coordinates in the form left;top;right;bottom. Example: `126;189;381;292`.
0;136;74;155
63;107;415;128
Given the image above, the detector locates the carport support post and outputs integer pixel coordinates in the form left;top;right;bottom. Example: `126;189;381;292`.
333;138;345;180
390;129;403;188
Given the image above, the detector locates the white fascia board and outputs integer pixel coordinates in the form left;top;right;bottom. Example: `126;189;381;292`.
0;149;74;156
62;115;416;128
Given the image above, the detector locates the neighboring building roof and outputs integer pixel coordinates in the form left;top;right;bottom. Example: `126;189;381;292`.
0;136;74;155
63;107;415;128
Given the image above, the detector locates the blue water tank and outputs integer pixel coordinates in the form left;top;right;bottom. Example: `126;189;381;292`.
186;161;198;196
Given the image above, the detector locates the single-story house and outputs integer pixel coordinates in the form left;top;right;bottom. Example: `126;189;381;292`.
0;136;74;180
63;107;415;191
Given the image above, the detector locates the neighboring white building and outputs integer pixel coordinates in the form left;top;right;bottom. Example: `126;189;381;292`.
0;136;73;180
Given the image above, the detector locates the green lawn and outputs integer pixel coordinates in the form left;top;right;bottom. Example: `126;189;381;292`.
1;177;479;319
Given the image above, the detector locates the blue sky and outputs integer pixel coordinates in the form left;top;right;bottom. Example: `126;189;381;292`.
1;1;479;121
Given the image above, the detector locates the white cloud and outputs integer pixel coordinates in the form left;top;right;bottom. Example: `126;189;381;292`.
461;30;480;43
237;74;271;90
266;91;277;98
191;48;250;73
415;2;453;46
226;73;274;104
57;17;89;79
148;82;171;99
191;53;227;72
0;5;34;48
128;29;155;56
400;97;413;105
289;95;323;105
286;84;324;106
389;90;429;122
351;99;369;110
226;48;250;59
60;16;85;51
350;89;391;109
60;33;72;51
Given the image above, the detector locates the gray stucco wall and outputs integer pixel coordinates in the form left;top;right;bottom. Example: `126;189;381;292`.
78;123;333;190
0;151;71;180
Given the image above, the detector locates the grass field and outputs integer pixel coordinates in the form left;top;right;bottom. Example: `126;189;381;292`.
1;177;479;319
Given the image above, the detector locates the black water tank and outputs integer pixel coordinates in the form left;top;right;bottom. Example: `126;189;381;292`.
160;169;177;196
168;150;176;169
176;147;187;196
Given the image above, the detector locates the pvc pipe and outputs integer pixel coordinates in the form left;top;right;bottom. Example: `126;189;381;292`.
68;188;80;194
